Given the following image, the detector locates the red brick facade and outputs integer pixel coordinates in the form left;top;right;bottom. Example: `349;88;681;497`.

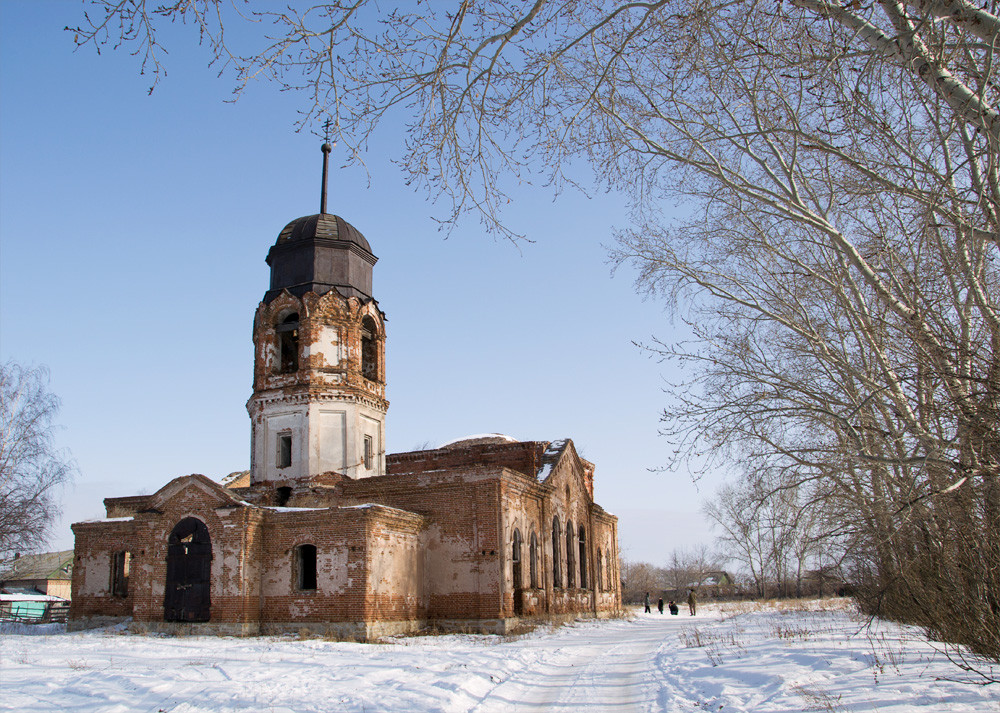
70;195;621;637
70;438;621;637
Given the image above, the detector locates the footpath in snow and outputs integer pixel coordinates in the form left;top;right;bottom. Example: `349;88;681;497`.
1;599;998;712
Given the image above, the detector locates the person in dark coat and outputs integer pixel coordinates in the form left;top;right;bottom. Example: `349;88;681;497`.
669;600;679;615
688;589;697;616
644;592;651;613
657;597;664;614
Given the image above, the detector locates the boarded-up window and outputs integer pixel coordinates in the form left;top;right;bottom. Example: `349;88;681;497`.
110;550;130;598
296;544;317;591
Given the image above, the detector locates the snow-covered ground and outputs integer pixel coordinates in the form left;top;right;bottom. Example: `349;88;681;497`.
2;599;997;712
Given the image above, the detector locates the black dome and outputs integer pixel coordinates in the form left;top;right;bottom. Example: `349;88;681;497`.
276;213;372;253
264;212;377;303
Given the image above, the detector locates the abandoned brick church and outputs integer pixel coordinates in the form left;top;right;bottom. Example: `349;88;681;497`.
69;145;622;638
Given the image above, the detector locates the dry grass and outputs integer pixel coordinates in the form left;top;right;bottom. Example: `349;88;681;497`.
792;684;844;712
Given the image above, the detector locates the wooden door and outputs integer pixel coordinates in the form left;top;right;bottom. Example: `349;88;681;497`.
164;517;212;622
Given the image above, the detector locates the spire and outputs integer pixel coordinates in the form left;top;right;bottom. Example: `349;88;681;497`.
320;119;333;215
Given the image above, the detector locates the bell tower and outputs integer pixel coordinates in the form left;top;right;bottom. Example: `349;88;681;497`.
247;143;388;483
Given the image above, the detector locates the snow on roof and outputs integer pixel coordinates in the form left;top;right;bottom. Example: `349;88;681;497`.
0;550;74;582
0;593;67;602
259;506;330;512
81;516;134;524
536;439;568;481
437;433;519;449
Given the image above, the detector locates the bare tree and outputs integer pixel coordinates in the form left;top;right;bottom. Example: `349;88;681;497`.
69;0;1000;663
619;560;664;603
0;362;75;558
662;545;722;596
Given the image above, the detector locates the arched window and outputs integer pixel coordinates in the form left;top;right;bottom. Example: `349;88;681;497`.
296;544;317;591
361;316;379;381
277;313;299;373
596;548;603;592
512;528;523;589
566;519;575;588
529;531;538;589
552;517;562;588
578;525;587;589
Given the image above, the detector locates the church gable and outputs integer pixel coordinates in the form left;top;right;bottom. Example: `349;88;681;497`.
148;474;245;514
535;439;594;503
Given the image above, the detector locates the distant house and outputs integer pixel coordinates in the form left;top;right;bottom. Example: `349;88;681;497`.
0;551;74;623
0;550;74;599
684;571;735;599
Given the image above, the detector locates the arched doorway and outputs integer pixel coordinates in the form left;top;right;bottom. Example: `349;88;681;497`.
164;517;212;622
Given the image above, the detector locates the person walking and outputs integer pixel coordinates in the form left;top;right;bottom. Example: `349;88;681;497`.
644;592;651;613
688;589;697;616
657;597;664;614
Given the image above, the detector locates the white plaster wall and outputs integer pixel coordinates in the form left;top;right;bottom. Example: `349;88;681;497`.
261;544;349;596
306;325;342;368
252;399;384;481
254;408;307;482
422;524;480;595
312;407;347;474
77;552;110;596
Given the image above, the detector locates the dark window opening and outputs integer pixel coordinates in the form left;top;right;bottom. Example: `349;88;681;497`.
277;313;300;373
566;520;575;588
296;544;317;591
276;486;292;506
596;548;603;592
512;528;522;589
363;434;373;470
277;432;292;468
552;517;562;588
361;316;378;381
110;550;130;598
529;532;538;589
578;525;587;589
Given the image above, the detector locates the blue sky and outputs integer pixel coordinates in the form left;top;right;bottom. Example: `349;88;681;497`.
0;1;726;564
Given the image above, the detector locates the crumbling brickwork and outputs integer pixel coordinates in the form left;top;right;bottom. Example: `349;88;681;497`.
69;195;620;638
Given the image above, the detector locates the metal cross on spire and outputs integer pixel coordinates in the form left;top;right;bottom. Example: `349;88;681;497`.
320;119;333;215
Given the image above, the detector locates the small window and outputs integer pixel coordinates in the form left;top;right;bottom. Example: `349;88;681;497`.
277;432;292;468
277;313;300;373
361;316;378;381
110;550;130;598
363;434;373;470
296;544;317;591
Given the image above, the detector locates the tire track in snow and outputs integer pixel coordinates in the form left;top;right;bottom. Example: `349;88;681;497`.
468;615;688;712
